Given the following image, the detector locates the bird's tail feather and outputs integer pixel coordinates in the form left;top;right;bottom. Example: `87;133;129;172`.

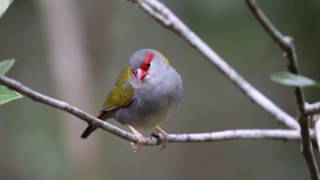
80;111;107;139
80;125;98;139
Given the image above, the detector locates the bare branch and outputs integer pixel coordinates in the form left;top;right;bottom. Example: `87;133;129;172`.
0;75;302;145
129;0;299;130
0;76;141;142
299;116;320;180
169;129;301;143
244;0;319;179
306;102;320;116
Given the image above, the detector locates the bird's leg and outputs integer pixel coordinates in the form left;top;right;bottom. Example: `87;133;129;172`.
155;126;170;150
128;125;146;152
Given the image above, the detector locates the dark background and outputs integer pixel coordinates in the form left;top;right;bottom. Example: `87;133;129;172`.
0;0;319;179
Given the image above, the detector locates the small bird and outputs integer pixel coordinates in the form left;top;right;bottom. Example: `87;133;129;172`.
81;49;183;150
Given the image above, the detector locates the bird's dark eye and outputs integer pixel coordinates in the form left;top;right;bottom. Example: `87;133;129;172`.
140;62;151;71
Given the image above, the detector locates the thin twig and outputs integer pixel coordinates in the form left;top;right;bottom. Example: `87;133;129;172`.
128;0;299;130
299;116;320;180
244;0;319;179
306;102;320;116
313;115;320;154
244;0;292;51
0;75;302;145
244;0;304;110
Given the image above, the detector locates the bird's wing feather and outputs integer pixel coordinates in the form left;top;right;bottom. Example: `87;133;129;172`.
102;66;134;111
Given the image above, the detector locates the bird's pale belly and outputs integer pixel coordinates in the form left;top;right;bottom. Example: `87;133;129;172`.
113;96;177;130
128;106;173;129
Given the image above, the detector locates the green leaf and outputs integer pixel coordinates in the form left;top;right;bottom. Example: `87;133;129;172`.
0;59;15;75
271;72;319;87
0;0;13;18
0;85;22;105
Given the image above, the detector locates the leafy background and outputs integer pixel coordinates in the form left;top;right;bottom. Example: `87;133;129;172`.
0;0;320;180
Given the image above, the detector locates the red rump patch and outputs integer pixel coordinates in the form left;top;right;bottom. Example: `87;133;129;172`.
140;51;154;71
96;111;106;119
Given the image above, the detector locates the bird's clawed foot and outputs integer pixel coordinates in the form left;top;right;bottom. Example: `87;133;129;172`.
128;125;146;152
155;126;170;150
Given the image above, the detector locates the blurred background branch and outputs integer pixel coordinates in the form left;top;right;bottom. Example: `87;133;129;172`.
36;0;103;179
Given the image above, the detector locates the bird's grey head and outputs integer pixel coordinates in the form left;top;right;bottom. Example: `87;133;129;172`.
129;49;169;81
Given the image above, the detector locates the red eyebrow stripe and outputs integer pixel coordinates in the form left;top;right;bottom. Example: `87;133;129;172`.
140;51;154;71
143;51;154;64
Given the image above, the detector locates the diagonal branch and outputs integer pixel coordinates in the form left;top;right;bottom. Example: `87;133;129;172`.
128;0;299;130
0;75;302;145
244;0;319;179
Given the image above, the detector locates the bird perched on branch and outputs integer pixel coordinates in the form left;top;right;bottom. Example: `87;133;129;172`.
80;49;183;151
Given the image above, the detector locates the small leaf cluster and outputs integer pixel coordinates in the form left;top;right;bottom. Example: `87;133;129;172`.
271;72;320;88
0;0;22;106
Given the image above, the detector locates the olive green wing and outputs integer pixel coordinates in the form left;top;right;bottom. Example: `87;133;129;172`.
102;66;134;110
